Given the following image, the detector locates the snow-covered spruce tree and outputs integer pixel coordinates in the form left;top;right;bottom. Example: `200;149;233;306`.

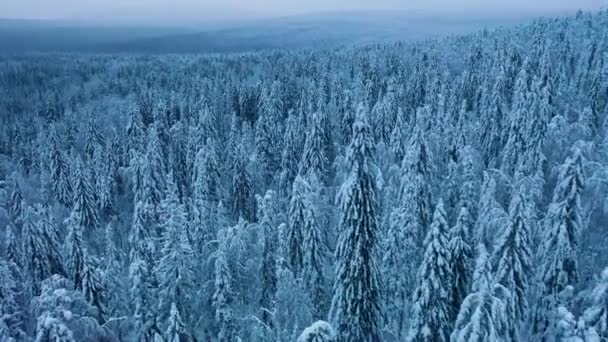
213;228;239;342
8;179;23;225
258;191;278;327
448;206;473;326
297;321;337;342
64;207;86;291
49;128;73;207
491;191;532;338
534;149;585;336
0;260;25;340
299;112;329;185
157;172;195;331
287;176;308;278
299;178;329;320
142;125;167;224
255;96;282;188
192;138;222;250
584;268;608;340
383;177;421;339
21;205;53;293
103;219;127;318
401;123;433;244
231;139;256;222
451;243;509;342
458;146;479;225
37;204;65;277
279;112;305;197
330;110;382;342
5;224;21;269
389;108;407;163
165;302;192;342
407;199;453;342
81;253;107;323
71;157;100;233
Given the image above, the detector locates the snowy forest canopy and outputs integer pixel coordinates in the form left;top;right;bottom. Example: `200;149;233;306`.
0;8;608;342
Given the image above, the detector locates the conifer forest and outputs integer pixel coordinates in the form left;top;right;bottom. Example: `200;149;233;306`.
1;8;608;342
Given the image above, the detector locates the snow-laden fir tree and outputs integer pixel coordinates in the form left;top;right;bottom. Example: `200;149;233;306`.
64;207;86;291
22;205;53;293
401;123;433;244
298;177;328;320
407;199;453;342
81;253;107;323
213;228;239;342
49;128;73;207
37;204;65;277
157;172;195;331
448;206;473;325
299;112;329;185
70;157;100;233
584;268;608;340
330;109;382;342
383;177;421;339
8;178;23;225
231;138;256;222
389;108;407;163
451;243;509;342
258;191;278;327
256;95;282;188
279;112;304;196
491;190;532;338
0;259;25;340
165;302;192;342
287;176;308;278
534;149;586;336
5;224;21;268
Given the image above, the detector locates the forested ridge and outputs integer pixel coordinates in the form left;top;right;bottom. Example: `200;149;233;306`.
0;9;607;342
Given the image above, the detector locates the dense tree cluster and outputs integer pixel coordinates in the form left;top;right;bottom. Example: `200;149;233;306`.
0;9;608;341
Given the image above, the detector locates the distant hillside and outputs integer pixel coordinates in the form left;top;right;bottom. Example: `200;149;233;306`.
114;11;537;53
0;19;192;53
0;11;553;53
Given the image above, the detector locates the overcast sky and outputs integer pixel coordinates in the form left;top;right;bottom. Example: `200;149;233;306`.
2;0;606;25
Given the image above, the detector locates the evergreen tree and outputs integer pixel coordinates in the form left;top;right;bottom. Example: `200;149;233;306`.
81;254;107;323
165;303;191;342
64;209;86;291
299;179;328;320
213;229;239;342
534;149;585;335
231;140;256;222
383;179;420;339
258;191;278;327
300;113;329;185
0;260;25;340
330;111;382;342
255;101;282;187
157;173;195;330
49;129;73;207
279;112;304;196
35;204;66;277
407;199;453;342
22;205;52;293
492;191;532;338
71;157;100;233
287;176;308;277
451;244;509;342
401;124;433;244
584;268;608;340
448;207;473;325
